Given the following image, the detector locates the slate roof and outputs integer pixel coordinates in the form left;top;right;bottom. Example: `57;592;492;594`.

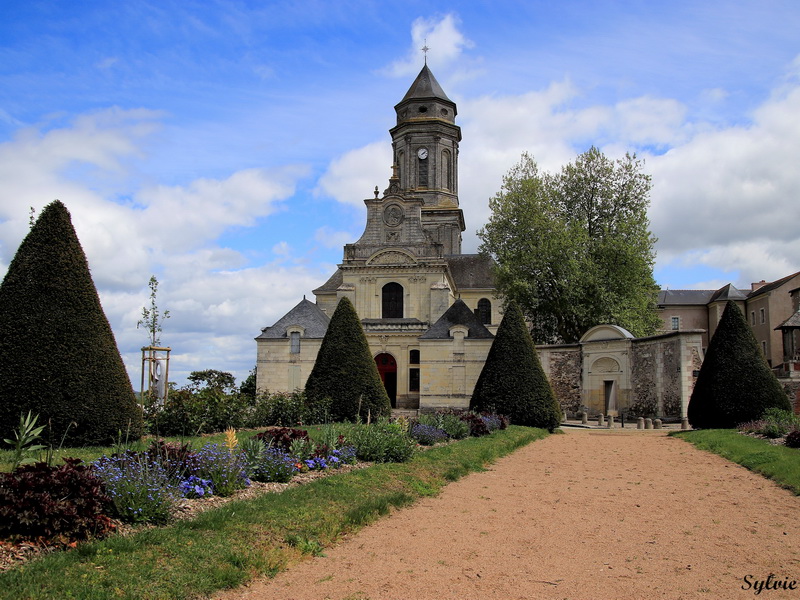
776;310;800;329
420;299;494;340
312;269;343;295
400;64;453;104
708;283;748;303
256;298;330;339
446;254;495;290
657;289;716;306
747;271;800;299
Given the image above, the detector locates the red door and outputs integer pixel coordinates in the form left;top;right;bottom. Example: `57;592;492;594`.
374;353;397;408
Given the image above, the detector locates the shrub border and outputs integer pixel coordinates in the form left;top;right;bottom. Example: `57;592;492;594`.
0;426;547;599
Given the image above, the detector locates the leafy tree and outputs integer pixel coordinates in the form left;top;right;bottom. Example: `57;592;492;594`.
137;275;169;346
187;369;237;394
478;148;661;343
304;297;391;422
688;301;791;428
0;200;142;445
238;367;257;400
470;301;562;431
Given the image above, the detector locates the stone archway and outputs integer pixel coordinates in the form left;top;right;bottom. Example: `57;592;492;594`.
375;353;397;408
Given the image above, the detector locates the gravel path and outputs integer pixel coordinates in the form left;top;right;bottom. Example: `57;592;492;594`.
215;429;800;600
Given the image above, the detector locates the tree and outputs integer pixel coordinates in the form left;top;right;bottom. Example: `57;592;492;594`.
478;148;661;344
0;200;143;445
304;297;391;422
688;301;791;428
187;369;237;394
137;275;169;346
470;301;562;431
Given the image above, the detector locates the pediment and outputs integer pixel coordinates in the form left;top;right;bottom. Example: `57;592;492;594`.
367;250;417;266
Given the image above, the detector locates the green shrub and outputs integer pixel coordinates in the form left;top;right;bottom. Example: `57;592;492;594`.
0;200;143;446
470;301;561;431
763;408;800;428
246;390;332;427
688;301;792;429
305;297;391;422
417;412;470;440
344;421;416;463
145;388;252;436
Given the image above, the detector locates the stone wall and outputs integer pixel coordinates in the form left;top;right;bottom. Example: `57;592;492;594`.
779;377;800;415
629;333;698;419
538;345;582;414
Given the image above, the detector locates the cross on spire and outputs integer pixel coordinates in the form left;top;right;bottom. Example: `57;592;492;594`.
421;39;430;64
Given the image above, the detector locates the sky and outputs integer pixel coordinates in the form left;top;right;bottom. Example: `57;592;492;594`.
2;1;800;389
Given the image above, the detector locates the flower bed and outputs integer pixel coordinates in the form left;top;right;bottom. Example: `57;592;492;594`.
0;410;510;571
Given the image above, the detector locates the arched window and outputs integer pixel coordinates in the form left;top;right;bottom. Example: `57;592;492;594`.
382;282;403;318
397;150;404;186
442;150;452;190
290;331;300;354
476;298;491;324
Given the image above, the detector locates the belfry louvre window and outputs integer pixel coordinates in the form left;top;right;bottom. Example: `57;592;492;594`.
382;282;403;318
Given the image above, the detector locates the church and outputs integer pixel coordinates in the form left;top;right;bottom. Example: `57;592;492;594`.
256;65;720;420
256;64;499;410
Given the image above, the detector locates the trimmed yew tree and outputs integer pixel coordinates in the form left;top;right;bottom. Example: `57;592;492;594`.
304;297;391;422
0;201;143;446
470;301;561;431
688;300;791;428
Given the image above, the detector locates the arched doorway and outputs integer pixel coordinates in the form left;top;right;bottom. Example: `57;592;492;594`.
374;353;397;408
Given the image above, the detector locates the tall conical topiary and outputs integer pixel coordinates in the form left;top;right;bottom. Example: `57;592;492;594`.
470;301;561;431
0;200;142;446
688;300;791;428
305;297;391;422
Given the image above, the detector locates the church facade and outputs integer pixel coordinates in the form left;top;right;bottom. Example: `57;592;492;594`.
256;65;710;420
256;65;499;410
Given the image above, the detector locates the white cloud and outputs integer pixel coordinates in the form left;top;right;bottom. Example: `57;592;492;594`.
315;141;391;208
0;107;315;387
385;13;475;77
647;74;800;285
314;226;354;249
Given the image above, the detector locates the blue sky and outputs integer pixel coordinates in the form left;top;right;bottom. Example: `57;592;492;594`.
2;1;800;388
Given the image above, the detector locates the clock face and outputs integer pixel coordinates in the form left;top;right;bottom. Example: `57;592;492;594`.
417;147;428;160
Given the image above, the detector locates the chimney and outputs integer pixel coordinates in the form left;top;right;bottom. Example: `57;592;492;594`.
751;280;767;292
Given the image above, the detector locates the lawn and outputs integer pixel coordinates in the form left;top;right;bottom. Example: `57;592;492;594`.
671;428;800;495
0;425;548;600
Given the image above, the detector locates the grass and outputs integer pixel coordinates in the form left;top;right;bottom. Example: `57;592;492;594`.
0;425;548;600
671;429;800;495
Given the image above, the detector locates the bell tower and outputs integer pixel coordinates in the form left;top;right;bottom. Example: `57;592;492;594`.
390;64;465;255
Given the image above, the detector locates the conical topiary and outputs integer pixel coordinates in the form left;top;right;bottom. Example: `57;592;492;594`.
304;297;391;422
0;200;143;446
470;301;562;430
688;300;791;428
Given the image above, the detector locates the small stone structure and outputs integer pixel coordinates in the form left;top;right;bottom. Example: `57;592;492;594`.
538;325;703;421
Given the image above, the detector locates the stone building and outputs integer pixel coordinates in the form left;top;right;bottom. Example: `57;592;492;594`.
255;64;711;420
657;271;800;368
256;64;498;410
